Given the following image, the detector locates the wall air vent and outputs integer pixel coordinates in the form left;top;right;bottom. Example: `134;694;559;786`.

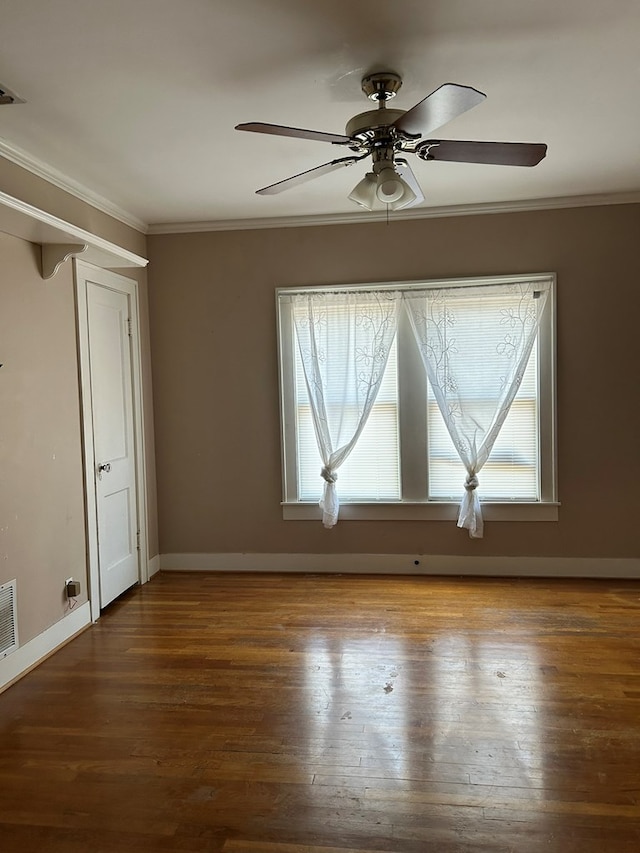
0;580;18;657
0;84;26;105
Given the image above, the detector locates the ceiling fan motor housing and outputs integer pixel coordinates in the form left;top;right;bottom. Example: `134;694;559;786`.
345;108;406;139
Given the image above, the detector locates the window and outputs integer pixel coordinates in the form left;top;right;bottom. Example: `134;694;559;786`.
277;274;557;523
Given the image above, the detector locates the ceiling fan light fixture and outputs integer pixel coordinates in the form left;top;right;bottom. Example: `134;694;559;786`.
349;166;418;211
348;172;377;210
388;181;417;211
375;167;405;203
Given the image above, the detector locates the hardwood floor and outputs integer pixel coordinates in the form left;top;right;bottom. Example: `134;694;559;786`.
1;572;639;852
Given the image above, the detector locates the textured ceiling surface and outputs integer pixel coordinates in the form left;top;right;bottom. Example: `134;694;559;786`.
0;0;639;228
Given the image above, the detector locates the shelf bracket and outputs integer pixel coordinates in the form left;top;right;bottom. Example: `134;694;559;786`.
41;243;89;280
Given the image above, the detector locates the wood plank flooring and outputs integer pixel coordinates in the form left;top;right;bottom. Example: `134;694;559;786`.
1;572;639;852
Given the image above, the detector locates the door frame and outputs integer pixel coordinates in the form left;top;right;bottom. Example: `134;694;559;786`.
75;261;149;621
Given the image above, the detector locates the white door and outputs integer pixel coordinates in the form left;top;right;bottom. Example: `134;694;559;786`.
86;279;140;607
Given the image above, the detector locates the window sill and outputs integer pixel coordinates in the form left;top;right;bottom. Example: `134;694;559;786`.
282;501;560;522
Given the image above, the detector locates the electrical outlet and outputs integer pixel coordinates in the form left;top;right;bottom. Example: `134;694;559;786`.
65;578;81;598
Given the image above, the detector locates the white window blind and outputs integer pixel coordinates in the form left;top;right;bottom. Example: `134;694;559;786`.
427;346;538;500
295;334;400;501
278;274;556;523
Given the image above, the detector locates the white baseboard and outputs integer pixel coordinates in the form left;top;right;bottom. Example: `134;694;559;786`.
148;554;160;578
159;553;640;578
0;602;91;692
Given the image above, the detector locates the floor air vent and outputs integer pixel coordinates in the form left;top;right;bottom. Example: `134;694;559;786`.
0;580;18;657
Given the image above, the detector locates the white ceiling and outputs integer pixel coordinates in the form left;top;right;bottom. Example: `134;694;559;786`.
1;0;639;231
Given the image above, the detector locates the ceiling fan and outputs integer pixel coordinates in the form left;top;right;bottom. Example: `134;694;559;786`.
236;72;547;211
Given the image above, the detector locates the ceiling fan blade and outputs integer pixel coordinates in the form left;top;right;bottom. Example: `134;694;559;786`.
393;83;486;138
394;158;425;209
420;140;547;166
256;156;363;195
236;122;351;145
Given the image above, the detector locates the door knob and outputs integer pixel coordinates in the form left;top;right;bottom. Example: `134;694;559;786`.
97;462;111;478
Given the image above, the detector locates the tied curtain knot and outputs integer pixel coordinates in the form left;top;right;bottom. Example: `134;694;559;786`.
321;466;338;485
464;473;479;492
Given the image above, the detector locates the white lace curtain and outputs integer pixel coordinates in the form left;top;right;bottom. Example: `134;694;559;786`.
405;281;550;538
292;291;400;528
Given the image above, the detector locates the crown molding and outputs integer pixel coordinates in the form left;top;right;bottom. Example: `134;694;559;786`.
0;137;147;233
148;191;640;235
2;133;637;238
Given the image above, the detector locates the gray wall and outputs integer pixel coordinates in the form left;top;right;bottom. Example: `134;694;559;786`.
148;204;640;560
0;161;157;647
